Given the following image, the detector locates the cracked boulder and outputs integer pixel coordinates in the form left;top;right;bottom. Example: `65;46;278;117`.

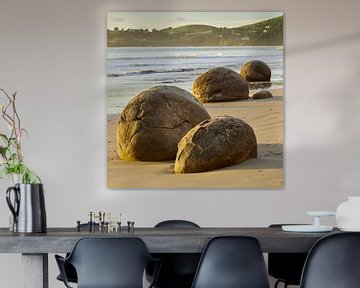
240;60;271;82
193;67;249;103
174;116;257;173
117;85;211;161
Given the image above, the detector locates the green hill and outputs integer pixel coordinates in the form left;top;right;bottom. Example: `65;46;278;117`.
107;15;283;47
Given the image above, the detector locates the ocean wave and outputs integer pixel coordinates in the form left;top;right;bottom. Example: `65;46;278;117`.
107;67;196;77
159;79;184;84
108;54;244;62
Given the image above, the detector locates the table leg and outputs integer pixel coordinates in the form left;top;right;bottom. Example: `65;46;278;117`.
22;253;48;288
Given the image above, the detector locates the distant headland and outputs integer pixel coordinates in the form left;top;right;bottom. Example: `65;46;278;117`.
107;16;283;47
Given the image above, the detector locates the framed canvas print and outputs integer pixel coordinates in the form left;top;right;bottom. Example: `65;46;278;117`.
107;12;283;188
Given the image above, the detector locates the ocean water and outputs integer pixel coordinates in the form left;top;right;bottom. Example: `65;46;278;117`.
107;46;283;115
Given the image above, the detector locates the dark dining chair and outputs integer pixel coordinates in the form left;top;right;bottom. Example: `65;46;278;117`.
55;237;160;288
268;224;308;288
191;236;270;288
56;262;77;284
147;220;201;288
56;223;99;284
300;232;360;288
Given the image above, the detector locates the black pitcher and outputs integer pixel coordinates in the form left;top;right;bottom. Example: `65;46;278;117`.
6;183;47;233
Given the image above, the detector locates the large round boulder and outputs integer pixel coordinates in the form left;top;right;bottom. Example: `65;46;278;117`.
117;85;210;161
174;116;257;173
193;67;249;103
240;60;271;82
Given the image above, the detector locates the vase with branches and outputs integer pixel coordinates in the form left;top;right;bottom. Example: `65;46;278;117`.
0;88;41;184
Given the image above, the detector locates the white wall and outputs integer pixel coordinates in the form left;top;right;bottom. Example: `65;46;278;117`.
1;0;360;287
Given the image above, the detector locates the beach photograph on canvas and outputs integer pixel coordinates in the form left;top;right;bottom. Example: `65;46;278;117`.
107;12;283;188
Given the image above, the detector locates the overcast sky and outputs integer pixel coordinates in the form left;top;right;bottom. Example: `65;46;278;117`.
107;12;283;30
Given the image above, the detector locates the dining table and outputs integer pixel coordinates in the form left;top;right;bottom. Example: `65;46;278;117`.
0;226;340;288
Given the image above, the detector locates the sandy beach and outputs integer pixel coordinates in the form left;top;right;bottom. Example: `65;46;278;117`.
107;88;283;189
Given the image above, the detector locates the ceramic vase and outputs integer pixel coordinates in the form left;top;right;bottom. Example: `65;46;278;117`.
336;196;360;231
6;183;47;233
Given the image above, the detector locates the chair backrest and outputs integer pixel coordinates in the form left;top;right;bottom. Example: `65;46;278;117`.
268;224;308;285
150;220;201;287
66;237;154;288
300;232;360;288
191;236;270;288
155;219;200;228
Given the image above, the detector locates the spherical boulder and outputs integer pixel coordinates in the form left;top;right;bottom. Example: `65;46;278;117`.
251;89;273;99
193;67;249;103
174;116;257;173
240;60;271;82
117;86;210;161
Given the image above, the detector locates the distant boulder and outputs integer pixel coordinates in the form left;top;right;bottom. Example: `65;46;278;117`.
240;60;271;82
174;116;257;173
251;89;273;99
193;67;249;103
117;86;210;161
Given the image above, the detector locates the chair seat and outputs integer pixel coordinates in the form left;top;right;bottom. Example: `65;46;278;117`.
150;253;200;288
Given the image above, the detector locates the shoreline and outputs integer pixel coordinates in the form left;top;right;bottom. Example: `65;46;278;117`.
107;88;283;188
107;87;283;118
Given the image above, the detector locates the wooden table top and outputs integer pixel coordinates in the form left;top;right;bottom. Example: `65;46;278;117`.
0;227;340;253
